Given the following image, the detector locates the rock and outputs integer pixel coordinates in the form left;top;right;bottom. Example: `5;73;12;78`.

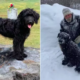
13;72;40;80
0;46;40;80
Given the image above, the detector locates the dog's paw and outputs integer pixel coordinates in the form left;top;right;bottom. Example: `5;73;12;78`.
75;66;80;72
62;59;69;65
67;62;75;67
22;53;27;58
14;56;24;61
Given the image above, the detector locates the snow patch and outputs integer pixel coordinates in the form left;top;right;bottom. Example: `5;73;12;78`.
41;3;80;80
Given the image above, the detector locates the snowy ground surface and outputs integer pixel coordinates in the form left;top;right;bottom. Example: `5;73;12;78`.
41;3;80;80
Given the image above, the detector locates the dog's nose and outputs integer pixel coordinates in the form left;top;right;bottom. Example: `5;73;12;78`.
29;21;33;23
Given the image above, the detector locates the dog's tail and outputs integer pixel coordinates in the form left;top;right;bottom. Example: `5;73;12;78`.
0;50;14;64
0;18;3;26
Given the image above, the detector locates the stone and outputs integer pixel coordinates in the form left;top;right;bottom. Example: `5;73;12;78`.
13;72;40;80
0;46;40;80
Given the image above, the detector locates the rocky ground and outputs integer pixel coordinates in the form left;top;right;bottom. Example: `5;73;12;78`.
0;45;40;80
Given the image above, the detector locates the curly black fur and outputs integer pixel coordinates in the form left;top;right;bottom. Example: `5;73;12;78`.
0;8;39;60
58;32;80;72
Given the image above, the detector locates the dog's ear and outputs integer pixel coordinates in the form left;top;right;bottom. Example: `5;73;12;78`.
34;11;39;24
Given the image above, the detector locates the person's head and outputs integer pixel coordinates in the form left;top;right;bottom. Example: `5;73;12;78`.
63;8;73;23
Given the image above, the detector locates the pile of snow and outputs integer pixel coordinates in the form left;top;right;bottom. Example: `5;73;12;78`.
41;3;80;80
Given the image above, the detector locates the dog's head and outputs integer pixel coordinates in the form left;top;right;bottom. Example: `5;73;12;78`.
18;8;39;28
57;32;71;44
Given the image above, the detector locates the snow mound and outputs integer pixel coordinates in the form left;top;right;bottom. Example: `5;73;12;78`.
41;3;80;80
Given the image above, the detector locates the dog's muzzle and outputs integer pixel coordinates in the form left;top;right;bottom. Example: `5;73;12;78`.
58;38;65;44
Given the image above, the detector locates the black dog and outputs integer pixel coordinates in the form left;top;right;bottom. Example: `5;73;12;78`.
0;8;39;60
58;32;80;72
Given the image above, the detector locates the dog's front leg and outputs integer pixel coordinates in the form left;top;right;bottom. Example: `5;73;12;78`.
13;36;24;60
62;57;69;65
19;37;27;58
75;58;80;72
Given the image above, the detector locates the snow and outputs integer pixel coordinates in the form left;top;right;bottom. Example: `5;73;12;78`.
41;3;80;80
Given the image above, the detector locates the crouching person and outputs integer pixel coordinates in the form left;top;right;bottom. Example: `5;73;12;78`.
59;8;80;67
